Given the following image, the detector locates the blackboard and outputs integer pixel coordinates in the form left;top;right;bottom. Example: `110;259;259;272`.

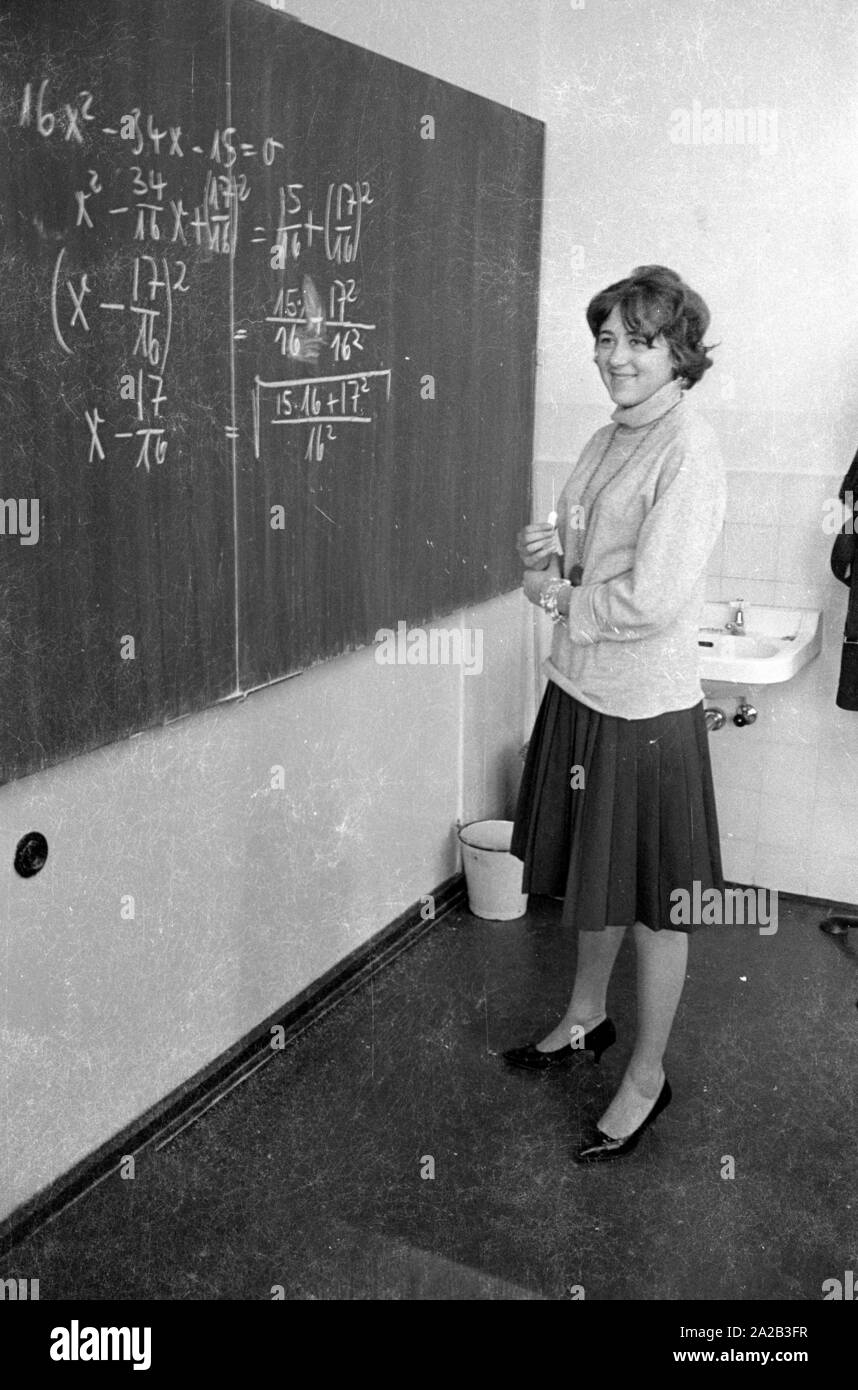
0;0;543;785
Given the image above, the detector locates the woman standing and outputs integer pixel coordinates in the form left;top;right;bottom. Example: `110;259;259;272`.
506;265;726;1163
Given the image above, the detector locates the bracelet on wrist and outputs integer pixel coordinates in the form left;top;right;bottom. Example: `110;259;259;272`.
539;577;571;624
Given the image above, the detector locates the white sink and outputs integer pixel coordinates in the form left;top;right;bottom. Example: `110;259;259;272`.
698;602;822;684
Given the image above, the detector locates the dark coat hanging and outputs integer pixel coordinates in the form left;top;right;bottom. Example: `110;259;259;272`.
830;445;858;710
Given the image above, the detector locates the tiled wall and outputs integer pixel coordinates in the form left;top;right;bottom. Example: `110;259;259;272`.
704;469;858;904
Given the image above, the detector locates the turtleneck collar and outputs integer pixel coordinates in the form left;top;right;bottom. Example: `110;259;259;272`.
611;376;684;430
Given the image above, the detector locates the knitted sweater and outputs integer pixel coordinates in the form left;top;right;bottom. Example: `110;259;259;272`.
544;377;726;719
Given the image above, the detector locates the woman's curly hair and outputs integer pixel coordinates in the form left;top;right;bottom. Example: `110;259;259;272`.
586;265;716;389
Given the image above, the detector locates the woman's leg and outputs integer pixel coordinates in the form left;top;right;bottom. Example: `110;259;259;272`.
537;923;627;1051
596;920;688;1138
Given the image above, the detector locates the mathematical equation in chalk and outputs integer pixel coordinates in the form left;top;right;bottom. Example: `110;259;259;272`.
15;77;391;469
253;369;392;465
51;248;184;471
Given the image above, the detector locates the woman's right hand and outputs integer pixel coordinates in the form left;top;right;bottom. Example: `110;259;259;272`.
517;522;558;570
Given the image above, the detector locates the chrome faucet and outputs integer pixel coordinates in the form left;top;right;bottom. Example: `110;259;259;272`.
725;599;746;634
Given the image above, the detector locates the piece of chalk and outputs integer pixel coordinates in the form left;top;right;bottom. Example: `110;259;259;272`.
547;510;557;527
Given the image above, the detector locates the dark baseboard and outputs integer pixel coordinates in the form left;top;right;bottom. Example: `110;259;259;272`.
726;880;858;916
0;872;467;1257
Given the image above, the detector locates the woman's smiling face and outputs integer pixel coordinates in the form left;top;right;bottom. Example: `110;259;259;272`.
594;304;677;407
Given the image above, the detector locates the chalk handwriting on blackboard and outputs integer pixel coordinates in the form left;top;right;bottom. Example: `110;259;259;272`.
1;0;542;783
18;76;389;470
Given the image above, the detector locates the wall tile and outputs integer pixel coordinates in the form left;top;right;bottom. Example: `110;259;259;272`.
725;471;779;523
707;724;765;791
754;846;808;897
829;702;858;740
773;578;830;607
721;837;756;885
807;656;841;705
779;472;844;521
714;783;760;842
759;740;818;803
756;789;814;850
809;800;858;862
722;524;780;581
823;597;847;651
775;525;830;585
717;576;776;605
815;741;858;808
806;855;858;905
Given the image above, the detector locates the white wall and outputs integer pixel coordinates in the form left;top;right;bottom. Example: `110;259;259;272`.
4;0;856;1224
533;0;858;452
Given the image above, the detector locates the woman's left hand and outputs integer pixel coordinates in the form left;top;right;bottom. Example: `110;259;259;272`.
522;557;559;605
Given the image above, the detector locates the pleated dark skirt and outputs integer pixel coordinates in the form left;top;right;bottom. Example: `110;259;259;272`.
511;681;724;933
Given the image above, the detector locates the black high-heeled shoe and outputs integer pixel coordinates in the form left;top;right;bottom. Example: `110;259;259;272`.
502;1016;616;1071
575;1075;672;1163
